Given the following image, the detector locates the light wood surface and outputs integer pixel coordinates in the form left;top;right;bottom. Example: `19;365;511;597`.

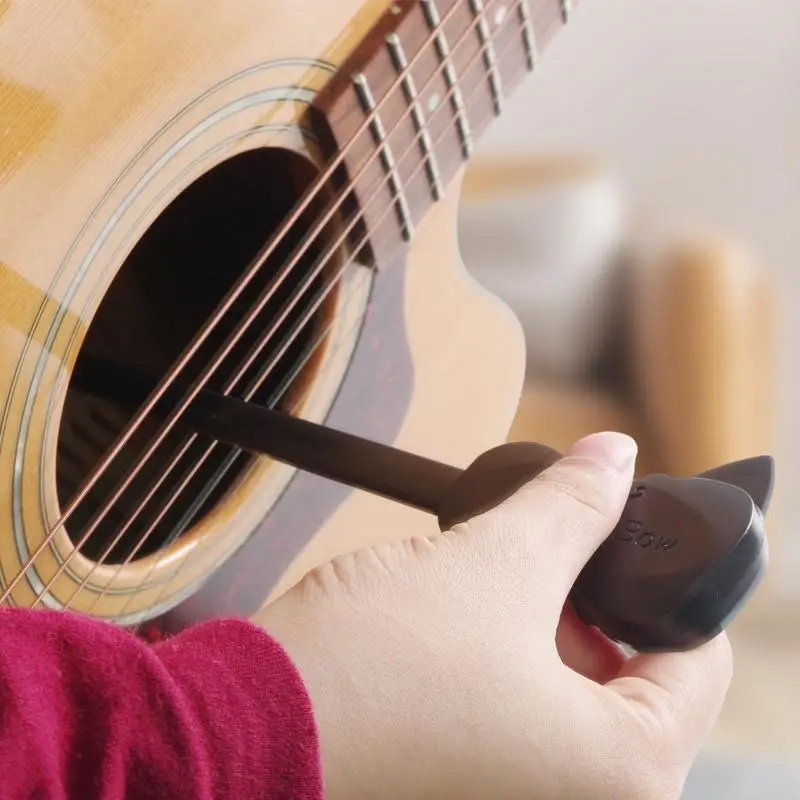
632;237;775;479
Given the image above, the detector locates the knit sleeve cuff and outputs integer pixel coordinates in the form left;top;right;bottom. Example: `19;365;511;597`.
154;617;323;800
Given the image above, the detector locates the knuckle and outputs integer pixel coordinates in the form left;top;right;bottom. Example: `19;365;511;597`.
328;552;358;591
362;542;398;573
453;509;517;541
402;534;440;559
300;540;425;602
301;552;361;599
366;537;440;574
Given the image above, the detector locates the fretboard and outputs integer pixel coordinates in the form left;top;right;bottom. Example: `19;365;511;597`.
310;0;576;265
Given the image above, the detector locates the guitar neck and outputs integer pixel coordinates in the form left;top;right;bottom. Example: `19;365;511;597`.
309;0;575;265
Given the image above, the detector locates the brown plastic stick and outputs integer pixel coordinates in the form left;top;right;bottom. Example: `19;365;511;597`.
71;356;559;526
184;389;462;515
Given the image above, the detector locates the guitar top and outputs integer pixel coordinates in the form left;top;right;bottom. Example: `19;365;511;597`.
0;0;574;632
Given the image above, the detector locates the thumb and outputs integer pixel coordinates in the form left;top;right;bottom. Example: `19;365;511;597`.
455;432;638;611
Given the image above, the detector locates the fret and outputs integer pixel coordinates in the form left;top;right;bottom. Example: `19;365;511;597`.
420;0;474;159
386;32;445;202
469;0;503;116
517;0;539;71
560;0;573;24
352;72;415;241
486;0;537;106
400;7;474;192
309;0;573;266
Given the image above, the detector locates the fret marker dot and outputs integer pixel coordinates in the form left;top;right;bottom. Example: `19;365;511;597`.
427;93;440;114
494;5;508;27
390;3;402;13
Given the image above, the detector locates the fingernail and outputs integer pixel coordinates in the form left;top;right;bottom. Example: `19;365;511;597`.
567;432;637;473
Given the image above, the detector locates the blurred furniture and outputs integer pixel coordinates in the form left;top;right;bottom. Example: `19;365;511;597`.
460;156;775;481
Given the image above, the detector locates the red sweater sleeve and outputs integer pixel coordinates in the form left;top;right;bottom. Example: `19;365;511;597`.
0;608;323;799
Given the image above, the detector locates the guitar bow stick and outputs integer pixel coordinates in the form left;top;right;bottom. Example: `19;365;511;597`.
74;357;773;654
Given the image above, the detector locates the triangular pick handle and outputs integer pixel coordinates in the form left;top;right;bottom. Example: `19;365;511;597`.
696;455;775;514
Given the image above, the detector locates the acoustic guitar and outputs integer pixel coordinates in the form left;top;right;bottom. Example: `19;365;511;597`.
0;0;575;635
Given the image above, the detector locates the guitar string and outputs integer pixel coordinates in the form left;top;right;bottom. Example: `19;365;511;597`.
0;0;483;603
80;23;535;621
89;287;376;620
52;1;536;615
108;35;534;625
10;0;564;600
10;0;538;607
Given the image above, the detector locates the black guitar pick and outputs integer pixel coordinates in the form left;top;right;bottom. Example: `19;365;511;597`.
569;456;773;652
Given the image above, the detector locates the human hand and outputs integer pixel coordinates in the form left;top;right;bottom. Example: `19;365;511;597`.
255;432;732;799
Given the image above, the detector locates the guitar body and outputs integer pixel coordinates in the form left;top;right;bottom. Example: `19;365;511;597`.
0;0;525;631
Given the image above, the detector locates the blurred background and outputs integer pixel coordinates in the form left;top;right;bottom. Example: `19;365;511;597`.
457;1;799;796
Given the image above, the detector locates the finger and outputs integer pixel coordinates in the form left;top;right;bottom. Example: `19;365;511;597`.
604;632;733;760
556;604;629;683
456;431;637;604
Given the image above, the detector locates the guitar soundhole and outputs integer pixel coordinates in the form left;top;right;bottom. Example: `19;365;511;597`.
56;147;341;565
